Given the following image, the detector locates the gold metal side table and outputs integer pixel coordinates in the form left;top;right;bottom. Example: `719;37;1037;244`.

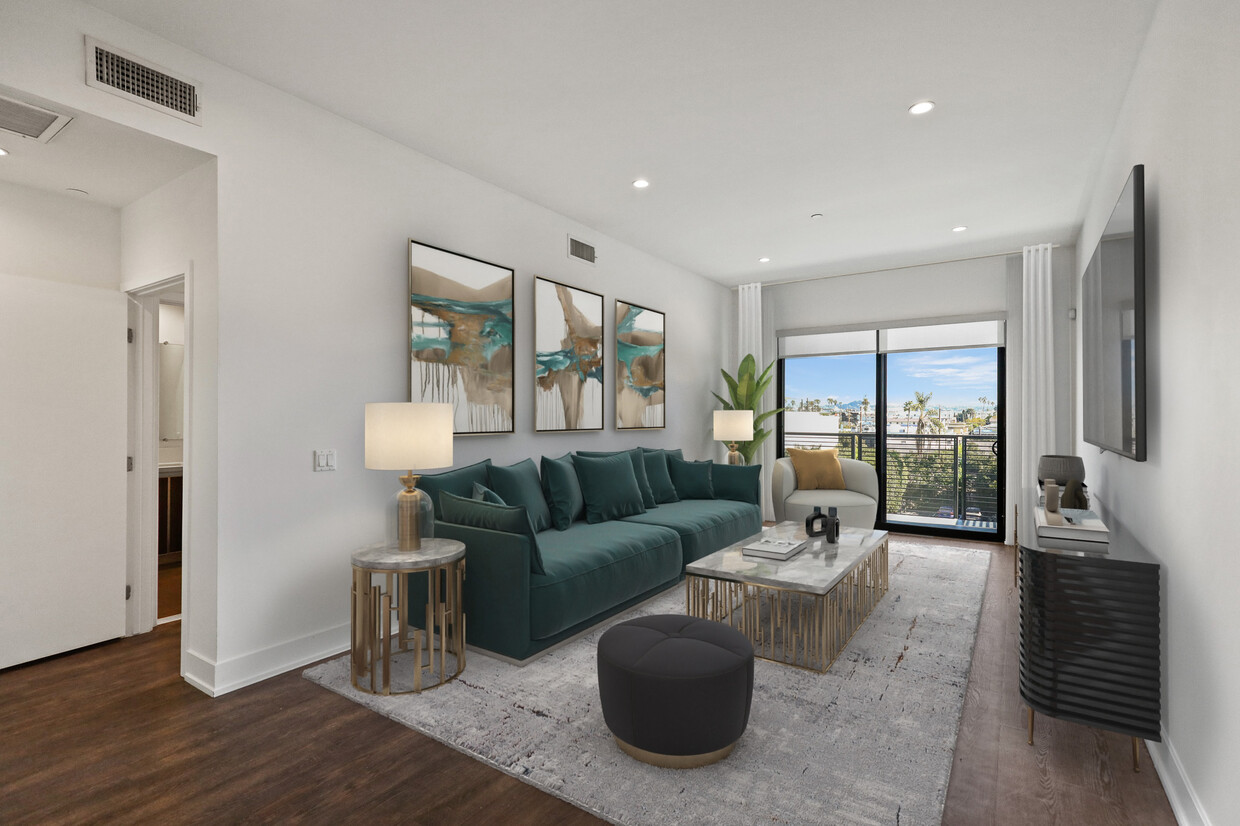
350;539;465;695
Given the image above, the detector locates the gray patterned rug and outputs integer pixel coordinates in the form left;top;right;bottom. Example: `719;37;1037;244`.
304;539;991;825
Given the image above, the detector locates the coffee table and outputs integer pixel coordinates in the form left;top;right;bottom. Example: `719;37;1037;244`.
685;522;889;672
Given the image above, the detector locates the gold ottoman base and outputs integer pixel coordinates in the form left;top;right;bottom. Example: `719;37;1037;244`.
613;736;737;769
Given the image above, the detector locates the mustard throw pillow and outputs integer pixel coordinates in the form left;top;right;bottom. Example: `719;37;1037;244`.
787;448;846;490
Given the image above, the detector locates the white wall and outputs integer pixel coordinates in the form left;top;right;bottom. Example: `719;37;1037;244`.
1073;0;1240;821
0;1;731;694
0;179;120;288
762;247;1077;541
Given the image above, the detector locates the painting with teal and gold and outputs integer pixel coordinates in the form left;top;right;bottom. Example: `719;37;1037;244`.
409;240;514;434
615;300;665;429
535;277;603;431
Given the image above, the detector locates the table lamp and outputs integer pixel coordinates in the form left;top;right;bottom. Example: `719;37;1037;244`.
714;410;754;465
365;402;454;551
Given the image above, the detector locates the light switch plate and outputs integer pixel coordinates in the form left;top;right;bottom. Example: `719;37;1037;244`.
313;449;336;472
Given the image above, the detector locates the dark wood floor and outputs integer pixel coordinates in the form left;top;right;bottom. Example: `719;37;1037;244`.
0;538;1175;825
158;560;181;619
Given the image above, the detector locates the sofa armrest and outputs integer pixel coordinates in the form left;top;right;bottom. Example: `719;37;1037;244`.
771;457;797;522
428;521;533;659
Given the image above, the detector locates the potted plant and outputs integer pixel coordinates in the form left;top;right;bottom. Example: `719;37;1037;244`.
713;354;780;466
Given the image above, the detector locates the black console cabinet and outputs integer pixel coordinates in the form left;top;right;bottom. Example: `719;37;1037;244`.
1018;542;1161;765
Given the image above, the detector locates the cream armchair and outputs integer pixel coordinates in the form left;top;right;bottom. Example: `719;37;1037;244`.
771;456;879;529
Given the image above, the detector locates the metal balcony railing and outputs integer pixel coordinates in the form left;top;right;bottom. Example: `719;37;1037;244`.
783;431;1000;522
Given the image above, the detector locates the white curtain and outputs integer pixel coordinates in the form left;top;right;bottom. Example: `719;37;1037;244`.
737;282;775;521
1021;244;1056;490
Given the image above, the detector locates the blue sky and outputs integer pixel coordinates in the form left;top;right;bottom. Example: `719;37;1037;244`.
783;348;998;409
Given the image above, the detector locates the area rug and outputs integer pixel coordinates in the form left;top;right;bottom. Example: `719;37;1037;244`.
304;539;991;825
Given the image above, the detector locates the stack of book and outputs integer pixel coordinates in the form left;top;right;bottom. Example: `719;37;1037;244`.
1034;506;1109;552
741;534;808;560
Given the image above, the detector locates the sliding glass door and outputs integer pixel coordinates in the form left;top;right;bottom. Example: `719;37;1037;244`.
777;322;1005;541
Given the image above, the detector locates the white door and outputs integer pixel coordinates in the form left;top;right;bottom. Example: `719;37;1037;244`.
0;274;128;668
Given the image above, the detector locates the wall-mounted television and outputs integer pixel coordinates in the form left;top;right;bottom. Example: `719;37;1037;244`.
1082;164;1146;461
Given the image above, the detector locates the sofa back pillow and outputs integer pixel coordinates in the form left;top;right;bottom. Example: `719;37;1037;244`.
668;455;715;500
440;491;545;575
787;447;846;490
640;448;680;504
415;459;493;520
487;458;553;533
576;448;657;508
540;453;584;530
472;482;506;504
711;462;762;505
573;453;647;523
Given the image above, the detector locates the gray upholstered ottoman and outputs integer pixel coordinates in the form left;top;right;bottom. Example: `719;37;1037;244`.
597;614;754;768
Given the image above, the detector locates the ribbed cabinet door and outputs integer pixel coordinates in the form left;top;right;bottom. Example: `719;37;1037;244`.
1018;547;1161;741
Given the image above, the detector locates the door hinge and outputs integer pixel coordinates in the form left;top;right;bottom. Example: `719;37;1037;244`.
127;456;134;472
128;327;134;343
126;584;132;600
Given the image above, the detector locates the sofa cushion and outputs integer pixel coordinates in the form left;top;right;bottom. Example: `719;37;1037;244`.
787;447;845;490
416;459;492;520
577;448;657;509
440;491;545;575
574;453;647;523
541;453;584;531
472;482;505;504
711;463;762;505
784;489;877;530
641;449;680;504
488;458;553;533
530;521;682;640
623;499;762;565
668;456;715;500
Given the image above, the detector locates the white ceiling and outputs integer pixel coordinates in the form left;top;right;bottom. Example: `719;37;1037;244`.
0;87;211;208
85;0;1160;285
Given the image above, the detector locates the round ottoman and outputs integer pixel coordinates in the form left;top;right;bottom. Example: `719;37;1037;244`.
597;614;754;768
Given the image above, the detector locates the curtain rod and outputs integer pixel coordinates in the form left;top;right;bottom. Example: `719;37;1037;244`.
738;244;1062;290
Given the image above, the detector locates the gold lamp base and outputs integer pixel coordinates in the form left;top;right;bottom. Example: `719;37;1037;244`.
396;472;429;552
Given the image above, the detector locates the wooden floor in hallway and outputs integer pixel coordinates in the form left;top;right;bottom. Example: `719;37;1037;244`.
0;537;1175;824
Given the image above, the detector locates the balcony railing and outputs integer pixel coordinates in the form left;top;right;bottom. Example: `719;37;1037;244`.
783;431;999;523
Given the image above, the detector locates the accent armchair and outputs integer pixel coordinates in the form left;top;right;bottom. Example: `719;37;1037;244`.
771;456;879;529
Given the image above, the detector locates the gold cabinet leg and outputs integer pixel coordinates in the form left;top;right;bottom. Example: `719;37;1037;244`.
1027;707;1034;746
1133;737;1141;772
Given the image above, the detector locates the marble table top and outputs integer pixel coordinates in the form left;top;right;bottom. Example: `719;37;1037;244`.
351;538;465;571
686;521;888;595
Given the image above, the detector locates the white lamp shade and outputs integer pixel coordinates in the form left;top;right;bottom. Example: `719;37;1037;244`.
714;409;754;441
364;402;454;470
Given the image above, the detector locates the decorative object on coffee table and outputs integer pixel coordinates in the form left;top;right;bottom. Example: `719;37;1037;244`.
364;402;453;552
350;539;465;695
713;409;754;465
597;614;753;768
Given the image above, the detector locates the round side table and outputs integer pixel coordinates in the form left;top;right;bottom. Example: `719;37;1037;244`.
350;539;465;695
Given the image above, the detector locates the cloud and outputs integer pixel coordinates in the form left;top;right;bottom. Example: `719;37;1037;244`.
897;353;996;388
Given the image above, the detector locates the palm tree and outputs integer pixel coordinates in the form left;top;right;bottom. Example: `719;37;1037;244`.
861;396;871;432
903;391;942;450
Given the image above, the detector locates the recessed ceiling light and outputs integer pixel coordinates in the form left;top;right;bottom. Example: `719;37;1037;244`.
66;188;90;196
810;213;823;219
632;179;650;189
952;225;968;232
909;101;936;115
759;257;771;263
0;147;8;157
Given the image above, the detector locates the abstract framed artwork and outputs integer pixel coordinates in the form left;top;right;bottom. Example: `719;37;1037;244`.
409;239;514;434
615;300;665;429
534;277;604;432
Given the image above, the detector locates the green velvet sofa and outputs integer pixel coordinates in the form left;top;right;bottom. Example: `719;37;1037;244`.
414;448;762;662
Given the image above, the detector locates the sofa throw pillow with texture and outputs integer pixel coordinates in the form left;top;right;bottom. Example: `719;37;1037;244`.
415;458;493;520
472;482;506;504
540;453;584;530
711;462;762;504
487;458;553;533
787;447;846;490
573;453;647;523
440;491;545;575
576;448;657;509
668;455;715;500
640;449;680;504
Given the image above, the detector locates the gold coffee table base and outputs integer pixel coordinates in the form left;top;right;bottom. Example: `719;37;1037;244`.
687;537;888;672
350;540;466;695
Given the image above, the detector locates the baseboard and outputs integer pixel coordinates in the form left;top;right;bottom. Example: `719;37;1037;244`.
1147;730;1212;825
180;623;350;697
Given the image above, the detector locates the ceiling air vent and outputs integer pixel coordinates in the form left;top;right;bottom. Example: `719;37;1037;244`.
85;37;201;125
0;94;72;143
568;236;597;265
